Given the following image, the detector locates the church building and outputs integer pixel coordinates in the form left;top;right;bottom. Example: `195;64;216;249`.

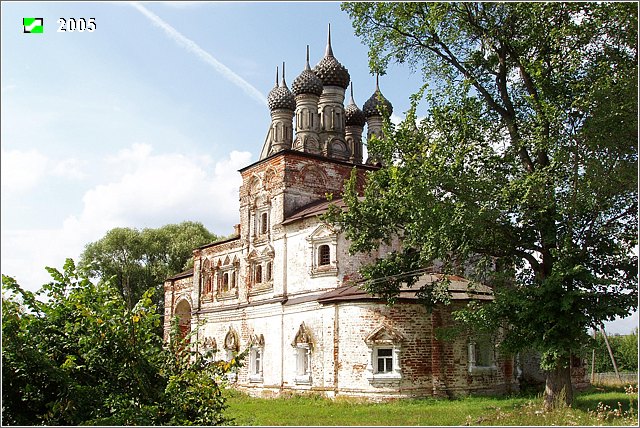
163;28;518;399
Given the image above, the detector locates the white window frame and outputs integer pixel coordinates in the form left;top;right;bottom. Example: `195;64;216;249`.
307;231;338;278
364;324;404;383
366;345;402;381
249;346;264;383
294;344;312;385
375;347;394;373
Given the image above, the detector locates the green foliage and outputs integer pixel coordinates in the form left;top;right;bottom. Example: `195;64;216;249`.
79;221;217;311
339;1;637;406
590;330;639;373
1;259;239;426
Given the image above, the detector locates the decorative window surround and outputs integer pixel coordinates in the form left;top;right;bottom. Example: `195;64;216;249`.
468;335;497;375
217;258;239;300
248;246;274;295
292;322;313;385
364;324;404;383
251;201;271;245
224;327;240;383
306;224;338;278
201;258;214;297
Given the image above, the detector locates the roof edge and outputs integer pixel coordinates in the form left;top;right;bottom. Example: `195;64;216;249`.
239;149;380;174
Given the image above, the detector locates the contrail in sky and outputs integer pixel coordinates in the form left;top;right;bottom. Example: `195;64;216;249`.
130;2;268;106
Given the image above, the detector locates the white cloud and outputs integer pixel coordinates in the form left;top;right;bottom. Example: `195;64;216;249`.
1;227;86;293
52;158;87;180
74;143;251;233
109;142;153;162
603;311;639;335
1;145;252;292
1;148;48;194
1;148;88;196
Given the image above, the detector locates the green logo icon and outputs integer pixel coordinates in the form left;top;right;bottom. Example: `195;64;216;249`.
23;18;43;33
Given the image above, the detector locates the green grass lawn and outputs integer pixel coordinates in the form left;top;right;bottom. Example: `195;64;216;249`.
223;385;638;426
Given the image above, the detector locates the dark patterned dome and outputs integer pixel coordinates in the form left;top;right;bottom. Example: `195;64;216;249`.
313;26;350;89
345;88;365;127
363;88;393;118
267;85;295;110
292;68;323;96
267;66;295;111
314;55;350;89
292;50;323;96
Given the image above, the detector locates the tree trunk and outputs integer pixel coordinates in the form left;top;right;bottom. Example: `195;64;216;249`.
543;363;573;410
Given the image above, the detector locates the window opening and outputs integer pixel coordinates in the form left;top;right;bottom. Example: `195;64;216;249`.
251;348;262;376
266;261;272;281
376;348;393;373
260;212;268;235
296;346;310;377
255;265;263;284
318;244;330;266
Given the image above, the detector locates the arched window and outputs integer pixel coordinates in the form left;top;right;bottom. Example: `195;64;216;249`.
255;265;263;284
292;322;313;385
249;334;265;383
174;299;192;342
318;245;331;266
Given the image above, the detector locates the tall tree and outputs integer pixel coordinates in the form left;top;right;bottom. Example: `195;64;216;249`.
339;2;637;409
80;221;217;310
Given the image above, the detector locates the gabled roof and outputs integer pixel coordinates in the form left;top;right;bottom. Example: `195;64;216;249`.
317;273;493;304
282;197;351;225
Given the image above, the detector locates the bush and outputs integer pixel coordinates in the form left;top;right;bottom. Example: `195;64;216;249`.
1;259;241;426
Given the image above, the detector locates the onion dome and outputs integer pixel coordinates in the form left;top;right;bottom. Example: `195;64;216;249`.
292;46;323;97
267;63;296;111
363;74;393;117
313;24;350;89
345;84;365;127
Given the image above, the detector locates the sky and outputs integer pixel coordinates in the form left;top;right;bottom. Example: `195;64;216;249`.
1;1;637;334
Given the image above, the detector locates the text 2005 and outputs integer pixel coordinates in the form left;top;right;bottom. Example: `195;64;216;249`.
57;18;96;32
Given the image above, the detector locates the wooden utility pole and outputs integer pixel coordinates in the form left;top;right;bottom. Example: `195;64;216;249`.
599;324;622;383
590;328;596;384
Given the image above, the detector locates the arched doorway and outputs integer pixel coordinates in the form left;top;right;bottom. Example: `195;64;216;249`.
174;299;192;342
